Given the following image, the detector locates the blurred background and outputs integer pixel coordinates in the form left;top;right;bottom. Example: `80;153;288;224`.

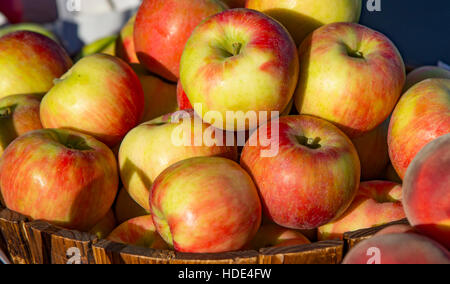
0;0;449;67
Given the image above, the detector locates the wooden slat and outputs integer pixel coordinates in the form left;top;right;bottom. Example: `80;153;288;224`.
343;219;410;251
0;208;31;264
93;239;176;264
258;240;344;264
173;250;259;264
24;220;98;264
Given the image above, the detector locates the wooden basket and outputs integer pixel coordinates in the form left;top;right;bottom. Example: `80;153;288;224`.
0;205;408;264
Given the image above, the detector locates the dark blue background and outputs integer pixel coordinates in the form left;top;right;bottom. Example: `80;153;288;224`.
360;0;450;67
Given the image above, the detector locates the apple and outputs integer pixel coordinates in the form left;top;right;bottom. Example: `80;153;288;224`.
150;157;262;253
318;181;406;241
0;129;118;231
403;134;450;249
0;94;43;157
404;66;450;91
388;79;450;179
75;35;118;60
40;54;145;147
107;215;168;249
134;0;226;81
89;210;117;239
352;119;390;180
180;9;299;131
176;80;193;110
246;0;362;46
241;115;360;230
0;23;59;42
116;15;139;64
119;110;238;211
342;233;450;264
115;188;149;225
294;23;406;138
0;31;72;99
246;224;310;250
375;224;414;237
131;64;178;122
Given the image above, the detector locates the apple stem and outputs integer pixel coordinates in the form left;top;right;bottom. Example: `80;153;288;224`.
232;42;243;56
0;107;12;118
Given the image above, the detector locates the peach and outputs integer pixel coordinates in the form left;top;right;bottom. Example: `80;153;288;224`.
375;224;414;237
318;181;405;240
343;233;450;264
403;134;450;249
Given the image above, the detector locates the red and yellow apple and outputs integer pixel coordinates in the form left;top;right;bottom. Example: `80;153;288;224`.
107;215;168;249
0;23;59;42
180;9;299;131
0;31;72;99
134;0;226;81
343;233;450;264
89;210;117;239
403;134;450;249
241;115;360;230
246;0;362;46
150;157;262;253
176;80;193;110
388;79;450;179
131;64;178;123
0;129;118;231
0;94;43;157
119;110;238;211
115;188;149;225
352;119;390;180
116;15;139;64
246;224;310;250
40;54;145;147
404;66;450;91
295;23;406;138
318;181;405;240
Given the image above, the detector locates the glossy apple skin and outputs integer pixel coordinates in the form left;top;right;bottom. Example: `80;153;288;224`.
404;66;450;92
352;119;390;180
241;115;360;230
403;134;450;249
150;157;262;253
0;23;59;42
131;64;178;123
295;23;405;138
246;0;362;46
388;79;450;179
40;54;145;147
119;110;238;211
343;233;450;264
107;215;168;249
180;9;299;131
0;31;72;99
115;188;149;225
0;129;118;231
89;210;117;240
176;80;193;110
246;224;310;250
134;0;226;81
318;181;405;241
0;94;43;157
116;15;139;64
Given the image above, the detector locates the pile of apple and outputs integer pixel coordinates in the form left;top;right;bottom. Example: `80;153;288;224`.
0;0;449;264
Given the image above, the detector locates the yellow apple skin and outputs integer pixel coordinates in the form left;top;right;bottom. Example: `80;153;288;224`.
246;0;362;46
131;64;178;123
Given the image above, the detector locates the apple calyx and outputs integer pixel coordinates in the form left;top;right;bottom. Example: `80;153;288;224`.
232;42;243;56
347;48;365;59
296;136;322;150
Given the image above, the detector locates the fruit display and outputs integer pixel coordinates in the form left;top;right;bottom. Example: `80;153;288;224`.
0;1;448;265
